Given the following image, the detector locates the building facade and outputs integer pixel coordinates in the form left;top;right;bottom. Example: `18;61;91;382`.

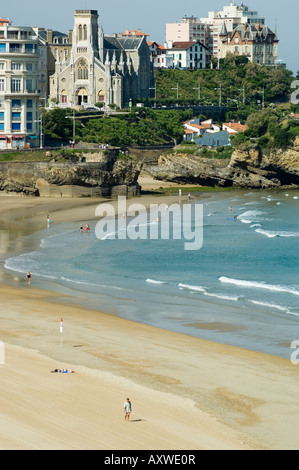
49;10;153;109
166;16;210;48
219;23;278;65
166;2;278;63
166;41;207;69
0;19;42;149
147;41;166;68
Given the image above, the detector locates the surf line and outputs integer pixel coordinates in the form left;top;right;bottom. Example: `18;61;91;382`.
94;196;203;251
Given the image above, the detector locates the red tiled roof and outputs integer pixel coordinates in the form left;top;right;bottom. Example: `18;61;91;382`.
147;41;166;50
172;41;198;49
223;122;248;132
122;30;148;37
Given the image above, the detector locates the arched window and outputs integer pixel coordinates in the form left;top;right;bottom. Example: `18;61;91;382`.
61;89;67;104
77;59;88;80
98;90;105;102
83;25;87;41
78;25;83;41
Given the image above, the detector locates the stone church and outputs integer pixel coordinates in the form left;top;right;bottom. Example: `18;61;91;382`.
49;10;153;108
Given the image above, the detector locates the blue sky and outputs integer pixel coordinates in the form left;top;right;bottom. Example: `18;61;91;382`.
2;0;298;74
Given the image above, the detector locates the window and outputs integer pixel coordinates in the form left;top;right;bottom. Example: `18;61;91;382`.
26;63;33;71
12;99;21;108
27;99;32;108
0;62;5;69
27;122;32;130
77;59;88;80
25;43;34;53
0;44;6;52
0;112;4;120
11;79;21;92
0;123;4;131
10;43;20;53
12;112;21;121
78;25;83;41
11;63;21;70
0;79;4;92
12;122;21;130
26;112;32;121
26;79;33;92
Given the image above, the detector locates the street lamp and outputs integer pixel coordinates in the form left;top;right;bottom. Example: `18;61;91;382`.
215;84;222;107
238;86;245;105
65;109;76;144
34;113;43;149
149;85;156;108
258;88;265;108
171;83;179;101
193;84;201;103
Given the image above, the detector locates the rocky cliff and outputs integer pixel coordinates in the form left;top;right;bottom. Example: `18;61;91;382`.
0;155;142;197
143;142;299;189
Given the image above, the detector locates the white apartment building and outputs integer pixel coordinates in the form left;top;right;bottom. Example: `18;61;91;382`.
0;19;42;149
166;2;275;61
147;41;166;68
166;41;207;70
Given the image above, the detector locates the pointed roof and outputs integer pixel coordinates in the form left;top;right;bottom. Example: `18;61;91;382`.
219;22;227;37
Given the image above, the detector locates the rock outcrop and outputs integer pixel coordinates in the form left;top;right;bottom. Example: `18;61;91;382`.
143;143;299;189
0;155;142;197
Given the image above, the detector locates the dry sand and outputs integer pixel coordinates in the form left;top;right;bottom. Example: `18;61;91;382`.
0;193;298;450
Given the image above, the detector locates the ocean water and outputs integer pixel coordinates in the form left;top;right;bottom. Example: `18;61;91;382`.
4;189;299;358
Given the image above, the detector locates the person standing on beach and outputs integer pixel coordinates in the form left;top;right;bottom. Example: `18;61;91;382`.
26;272;31;286
124;398;132;421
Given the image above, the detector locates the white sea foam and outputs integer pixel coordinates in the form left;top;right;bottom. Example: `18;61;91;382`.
178;283;206;293
255;228;299;238
146;279;165;285
219;276;299;297
238;210;264;224
204;292;239;301
61;276;124;290
248;300;289;312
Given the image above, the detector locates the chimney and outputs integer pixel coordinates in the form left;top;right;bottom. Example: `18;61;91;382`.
47;28;53;44
68;29;73;44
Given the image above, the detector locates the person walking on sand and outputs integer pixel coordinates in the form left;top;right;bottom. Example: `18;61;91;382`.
124;398;132;421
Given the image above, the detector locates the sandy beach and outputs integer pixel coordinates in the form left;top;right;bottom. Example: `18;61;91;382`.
0;190;299;450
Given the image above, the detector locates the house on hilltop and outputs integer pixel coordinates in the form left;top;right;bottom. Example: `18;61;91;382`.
147;41;166;68
166;41;208;69
184;118;221;140
222;122;248;134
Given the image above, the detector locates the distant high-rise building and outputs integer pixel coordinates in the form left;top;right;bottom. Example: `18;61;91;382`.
166;2;278;64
